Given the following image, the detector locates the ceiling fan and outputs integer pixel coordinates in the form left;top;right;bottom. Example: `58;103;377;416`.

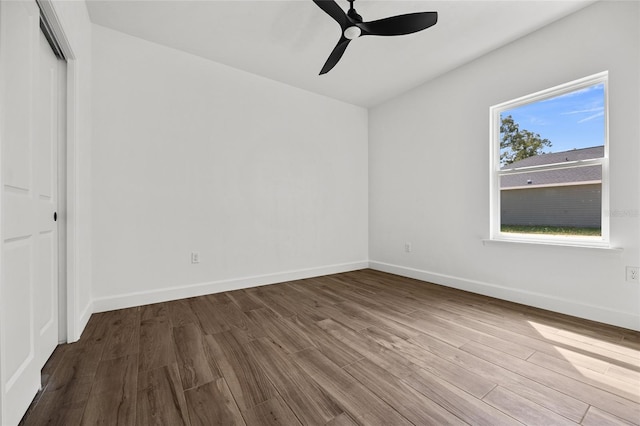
312;0;438;74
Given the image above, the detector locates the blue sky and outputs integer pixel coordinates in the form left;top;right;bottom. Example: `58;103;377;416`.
500;83;605;153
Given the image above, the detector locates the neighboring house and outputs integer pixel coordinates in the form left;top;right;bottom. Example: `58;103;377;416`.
501;146;603;228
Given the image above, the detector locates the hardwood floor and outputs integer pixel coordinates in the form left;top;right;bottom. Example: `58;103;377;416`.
20;269;640;425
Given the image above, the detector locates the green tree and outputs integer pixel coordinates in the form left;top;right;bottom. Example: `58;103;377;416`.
500;115;552;166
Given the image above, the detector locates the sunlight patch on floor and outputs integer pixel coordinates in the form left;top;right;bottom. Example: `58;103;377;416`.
527;320;640;402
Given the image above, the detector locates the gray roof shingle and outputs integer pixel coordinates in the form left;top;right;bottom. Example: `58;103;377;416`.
501;146;603;188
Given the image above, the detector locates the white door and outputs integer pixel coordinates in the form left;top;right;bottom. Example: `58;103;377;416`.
35;21;61;369
0;1;61;424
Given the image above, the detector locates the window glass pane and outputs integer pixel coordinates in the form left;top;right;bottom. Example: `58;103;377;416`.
500;83;605;168
500;165;602;236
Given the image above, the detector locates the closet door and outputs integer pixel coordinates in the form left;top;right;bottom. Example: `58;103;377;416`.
0;1;60;424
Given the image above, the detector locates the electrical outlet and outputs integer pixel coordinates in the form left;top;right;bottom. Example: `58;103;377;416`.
626;266;639;282
404;242;412;253
191;252;200;264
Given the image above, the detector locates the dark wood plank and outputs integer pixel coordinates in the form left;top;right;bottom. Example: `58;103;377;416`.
361;326;497;398
20;372;93;426
344;358;467;425
167;298;200;327
189;296;231;335
287;314;363;367
246;287;298;318
137;363;190;426
208;295;267;343
226;289;266;312
292;348;413;425
324;413;359;426
245;338;342;425
101;307;141;360
245;308;315;354
139;316;176;372
81;354;138;426
184;378;245;426
173;323;216;390
317;318;420;379
203;331;276;412
140;302;169;320
243;396;302;426
410;307;536;359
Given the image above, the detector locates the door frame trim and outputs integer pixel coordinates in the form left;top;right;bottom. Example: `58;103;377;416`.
36;0;82;342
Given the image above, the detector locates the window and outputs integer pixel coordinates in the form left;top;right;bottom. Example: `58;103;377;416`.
490;72;609;247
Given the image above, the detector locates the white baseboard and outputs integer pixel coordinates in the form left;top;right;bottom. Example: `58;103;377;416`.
76;300;93;341
370;261;640;331
91;261;369;314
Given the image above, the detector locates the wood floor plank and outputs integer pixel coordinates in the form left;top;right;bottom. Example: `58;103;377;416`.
403;366;521;426
137;363;191;426
245;337;342;425
462;340;640;424
361;326;497;398
101;307;141;360
20;373;93;426
140;302;169;320
317;318;420;379
78;310;119;346
410;308;537;359
409;328;590;422
184;378;245;426
292;348;413;426
482;385;576;425
167;298;201;327
189;296;231;335
344;357;468;425
443;301;640;369
324;413;359;426
245;308;315;354
23;339;105;426
246;287;298;318
243;396;302;426
204;331;276;412
282;279;343;307
581;406;636;425
606;363;640;386
207;296;267;343
226;289;266;312
527;350;640;403
287;314;363;367
173;323;216;390
81;354;138;426
139;316;176;372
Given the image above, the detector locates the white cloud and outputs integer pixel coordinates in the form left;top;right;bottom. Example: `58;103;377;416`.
562;107;604;115
577;111;604;123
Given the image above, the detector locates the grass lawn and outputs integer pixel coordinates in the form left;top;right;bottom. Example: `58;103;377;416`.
501;225;601;236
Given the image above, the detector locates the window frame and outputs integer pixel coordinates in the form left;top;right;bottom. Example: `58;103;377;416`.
489;72;610;248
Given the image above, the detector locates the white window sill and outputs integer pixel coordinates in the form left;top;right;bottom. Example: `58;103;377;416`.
482;237;623;252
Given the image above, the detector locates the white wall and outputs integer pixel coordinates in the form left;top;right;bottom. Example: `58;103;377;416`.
369;1;640;330
91;25;368;310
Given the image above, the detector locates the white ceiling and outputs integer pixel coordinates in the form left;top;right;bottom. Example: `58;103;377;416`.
86;0;595;107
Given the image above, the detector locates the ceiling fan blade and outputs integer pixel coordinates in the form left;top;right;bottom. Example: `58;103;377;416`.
319;37;351;75
359;11;437;36
312;0;348;29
